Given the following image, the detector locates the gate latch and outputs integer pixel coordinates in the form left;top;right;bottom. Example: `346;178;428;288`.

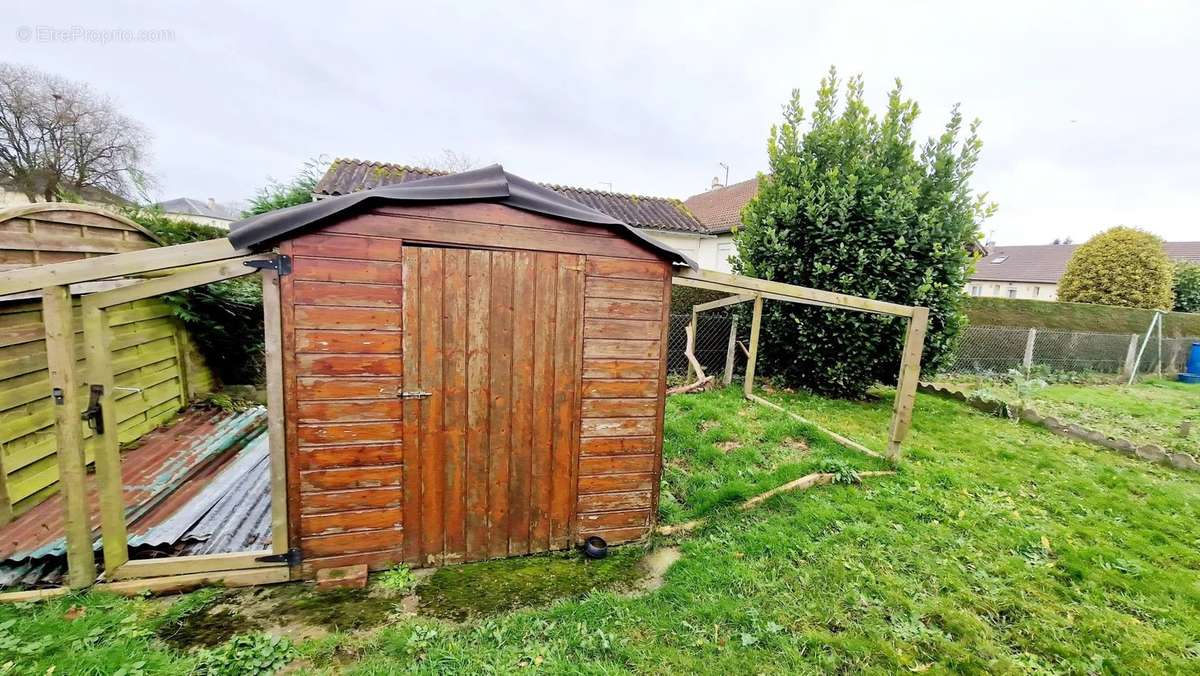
255;548;302;566
82;384;104;434
398;390;432;400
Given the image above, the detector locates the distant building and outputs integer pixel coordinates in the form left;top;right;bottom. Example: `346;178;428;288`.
313;159;741;273
156;197;243;229
967;242;1200;301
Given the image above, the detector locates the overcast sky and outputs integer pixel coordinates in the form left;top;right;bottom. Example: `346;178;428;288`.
7;1;1197;244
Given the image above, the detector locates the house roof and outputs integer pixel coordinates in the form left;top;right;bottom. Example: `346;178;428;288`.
971;242;1200;284
314;158;709;234
682;177;759;234
157;197;242;221
231;164;696;267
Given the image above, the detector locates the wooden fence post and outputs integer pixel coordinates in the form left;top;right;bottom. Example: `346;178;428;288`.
1123;333;1140;377
83;301;129;574
685;309;699;382
43;285;97;589
261;268;290;555
887;307;929;462
1023;328;1037;372
743;295;764;398
723;315;738;386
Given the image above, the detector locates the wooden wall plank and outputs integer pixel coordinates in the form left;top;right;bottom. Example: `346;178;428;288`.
441;248;468;562
487;251;514;558
507;251;536;556
464;249;491;562
418;247;446;565
549;254;582;549
528;253;557;552
400;246;422;565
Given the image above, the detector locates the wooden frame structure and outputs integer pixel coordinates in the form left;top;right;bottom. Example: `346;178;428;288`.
672;268;929;462
0;239;292;598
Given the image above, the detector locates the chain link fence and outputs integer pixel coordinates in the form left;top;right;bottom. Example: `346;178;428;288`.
666;313;740;376
947;324;1199;376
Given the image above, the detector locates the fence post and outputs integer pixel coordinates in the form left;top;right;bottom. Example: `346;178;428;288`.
743;295;764;398
1022;328;1037;372
685;309;699;382
1123;333;1139;377
723;315;738;386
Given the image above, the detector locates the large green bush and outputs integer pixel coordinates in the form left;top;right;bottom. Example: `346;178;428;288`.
126;208;265;385
736;69;991;398
1173;262;1200;313
1058;227;1173;309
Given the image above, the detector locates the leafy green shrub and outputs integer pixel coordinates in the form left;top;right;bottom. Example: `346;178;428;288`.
736;68;991;398
1058;227;1174;309
377;564;418;594
1173;262;1200;313
194;633;295;676
244;157;323;216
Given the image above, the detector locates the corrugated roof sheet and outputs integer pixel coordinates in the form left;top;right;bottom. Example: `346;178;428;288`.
314;158;709;234
0;406;272;589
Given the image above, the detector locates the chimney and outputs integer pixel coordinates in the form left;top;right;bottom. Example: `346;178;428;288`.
207;197;217;210
710;176;722;190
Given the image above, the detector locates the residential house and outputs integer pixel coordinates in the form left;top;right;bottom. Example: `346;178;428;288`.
312;159;740;272
155;197;243;229
967;242;1200;301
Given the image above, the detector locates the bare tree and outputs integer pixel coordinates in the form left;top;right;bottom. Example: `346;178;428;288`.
418;148;480;174
0;63;151;202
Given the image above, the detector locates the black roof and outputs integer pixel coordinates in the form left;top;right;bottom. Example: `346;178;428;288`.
229;165;695;267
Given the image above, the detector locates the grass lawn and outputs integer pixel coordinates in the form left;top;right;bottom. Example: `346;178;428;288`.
4;387;1200;674
955;377;1200;457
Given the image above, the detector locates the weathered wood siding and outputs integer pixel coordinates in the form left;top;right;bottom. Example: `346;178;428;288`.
279;231;406;575
575;256;670;544
0;297;213;516
281;203;672;573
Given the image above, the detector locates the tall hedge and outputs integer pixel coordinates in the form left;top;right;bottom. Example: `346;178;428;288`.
1173;263;1200;313
736;69;991;398
1058;227;1174;310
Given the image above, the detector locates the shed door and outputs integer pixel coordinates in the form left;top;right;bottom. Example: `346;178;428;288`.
401;246;584;565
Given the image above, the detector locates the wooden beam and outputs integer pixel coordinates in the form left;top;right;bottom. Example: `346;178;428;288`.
0;238;248;297
887;306;930;461
43;285;97;589
743;294;763;397
673;268;915;318
111;551;283;579
96;565;289;596
260;268;290;556
82;256;268;309
82;302;128;575
723;315;738;386
0;586;71;604
747;393;884;460
685;310;699;382
693;294;754;313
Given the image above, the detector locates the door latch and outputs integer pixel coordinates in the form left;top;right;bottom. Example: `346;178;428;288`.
398;390;432;400
82;384;105;434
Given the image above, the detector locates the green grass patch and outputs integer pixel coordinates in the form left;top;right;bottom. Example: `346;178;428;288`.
5;388;1200;673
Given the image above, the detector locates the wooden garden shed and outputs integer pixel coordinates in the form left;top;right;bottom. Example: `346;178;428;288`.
228;165;693;573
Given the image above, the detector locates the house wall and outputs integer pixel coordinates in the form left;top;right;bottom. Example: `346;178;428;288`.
636;229;736;273
163;211;234;230
280;203;671;575
965;280;1058;301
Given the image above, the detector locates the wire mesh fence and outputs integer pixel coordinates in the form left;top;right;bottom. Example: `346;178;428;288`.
666;313;740;377
947;324;1199;376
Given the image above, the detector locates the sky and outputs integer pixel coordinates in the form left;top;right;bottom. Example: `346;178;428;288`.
5;0;1198;244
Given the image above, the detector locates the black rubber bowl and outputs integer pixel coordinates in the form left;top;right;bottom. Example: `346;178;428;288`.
582;536;608;560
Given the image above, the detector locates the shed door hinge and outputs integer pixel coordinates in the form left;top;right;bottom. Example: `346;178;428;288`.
82;384;104;434
244;254;292;276
255;547;302;566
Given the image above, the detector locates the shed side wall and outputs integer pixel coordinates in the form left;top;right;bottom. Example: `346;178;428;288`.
575;256;671;543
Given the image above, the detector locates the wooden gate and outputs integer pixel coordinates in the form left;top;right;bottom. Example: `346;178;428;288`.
401;246;584;566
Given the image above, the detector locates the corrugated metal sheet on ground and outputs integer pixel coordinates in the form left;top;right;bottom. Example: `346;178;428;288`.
0;405;269;589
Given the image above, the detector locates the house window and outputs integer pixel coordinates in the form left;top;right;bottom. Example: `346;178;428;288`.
716;242;735;272
992;285;1001;296
1007;288;1018;299
970;285;982;297
1032;286;1040;298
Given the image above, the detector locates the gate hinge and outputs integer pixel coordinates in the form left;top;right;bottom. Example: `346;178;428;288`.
255;547;302;566
244;254;292;276
82;384;104;434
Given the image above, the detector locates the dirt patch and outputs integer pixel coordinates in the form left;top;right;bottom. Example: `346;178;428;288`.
700;420;719;433
716;441;741;453
783;437;810;454
626;547;682;595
